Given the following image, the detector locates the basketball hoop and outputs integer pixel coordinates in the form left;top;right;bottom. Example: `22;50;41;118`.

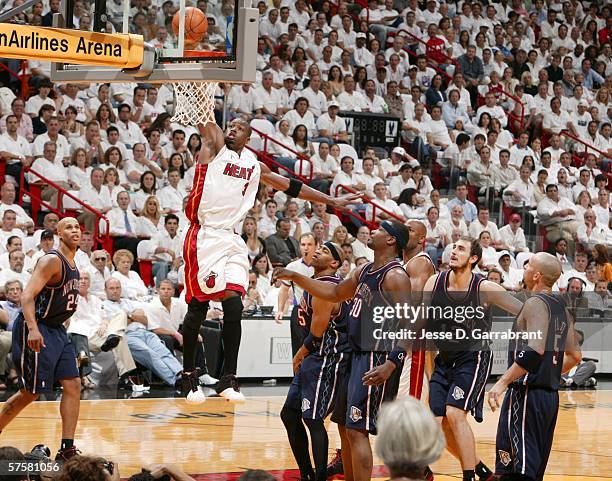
170;80;219;126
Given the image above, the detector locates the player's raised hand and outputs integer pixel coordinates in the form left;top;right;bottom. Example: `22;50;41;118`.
330;192;363;211
487;380;507;412
363;360;396;386
27;328;45;352
271;267;294;284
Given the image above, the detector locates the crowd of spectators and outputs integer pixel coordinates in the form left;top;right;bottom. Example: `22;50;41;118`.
0;0;611;389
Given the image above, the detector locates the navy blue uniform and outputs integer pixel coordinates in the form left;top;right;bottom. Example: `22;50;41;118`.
496;293;570;481
12;250;80;394
285;276;350;420
429;270;492;422
331;261;405;435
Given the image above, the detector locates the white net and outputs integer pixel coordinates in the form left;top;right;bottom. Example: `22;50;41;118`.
170;81;219;126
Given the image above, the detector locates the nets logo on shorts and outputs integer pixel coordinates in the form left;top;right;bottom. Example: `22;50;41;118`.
301;398;311;412
350;406;362;422
452;386;465;400
498;450;511;466
204;272;218;289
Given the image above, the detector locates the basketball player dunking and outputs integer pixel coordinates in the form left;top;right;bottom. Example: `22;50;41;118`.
181;119;358;402
274;220;411;481
0;218;82;461
422;237;522;481
489;252;581;481
398;220;437;401
280;242;349;481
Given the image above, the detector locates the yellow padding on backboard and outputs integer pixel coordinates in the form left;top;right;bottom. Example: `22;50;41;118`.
0;23;143;69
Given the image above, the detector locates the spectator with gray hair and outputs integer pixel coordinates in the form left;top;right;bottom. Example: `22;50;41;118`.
375;397;445;480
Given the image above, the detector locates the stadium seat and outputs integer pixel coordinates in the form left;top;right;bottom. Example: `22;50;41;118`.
249;119;276;137
247;136;263;152
338;143;359;161
138;259;154;287
515;251;533;268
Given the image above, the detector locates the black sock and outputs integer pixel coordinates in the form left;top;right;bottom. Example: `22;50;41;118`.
463;470;476;481
60;439;74;450
304;419;328;481
424;466;434;480
476;461;492;479
280;407;314;478
182;299;209;371
221;296;243;376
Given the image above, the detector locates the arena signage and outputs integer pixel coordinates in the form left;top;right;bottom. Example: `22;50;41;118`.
0;23;143;69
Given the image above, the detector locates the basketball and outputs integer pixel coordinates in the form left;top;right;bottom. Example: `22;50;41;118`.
172;7;208;44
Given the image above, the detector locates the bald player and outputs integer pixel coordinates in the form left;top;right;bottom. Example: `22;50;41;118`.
489;253;582;481
398;220;437;401
0;218;82;461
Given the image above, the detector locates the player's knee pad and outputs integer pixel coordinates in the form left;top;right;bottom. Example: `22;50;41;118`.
222;296;243;323
280;406;300;427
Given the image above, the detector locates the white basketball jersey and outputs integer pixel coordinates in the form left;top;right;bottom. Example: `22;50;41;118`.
186;146;261;231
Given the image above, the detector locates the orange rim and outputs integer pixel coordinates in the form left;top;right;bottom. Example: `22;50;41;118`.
182;50;228;58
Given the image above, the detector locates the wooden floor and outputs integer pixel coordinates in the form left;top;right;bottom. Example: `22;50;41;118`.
3;390;611;480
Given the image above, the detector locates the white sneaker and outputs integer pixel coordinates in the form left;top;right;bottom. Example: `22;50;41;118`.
186;386;208;404
199;373;219;386
132;383;150;392
219;386;246;402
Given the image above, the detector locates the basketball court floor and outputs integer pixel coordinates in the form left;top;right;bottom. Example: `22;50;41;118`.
2;387;610;480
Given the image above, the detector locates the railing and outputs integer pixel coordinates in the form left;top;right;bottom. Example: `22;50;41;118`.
560;130;611;161
0;60;29;98
19;166;111;250
395;28;460;71
248;126;314;182
334;183;405;228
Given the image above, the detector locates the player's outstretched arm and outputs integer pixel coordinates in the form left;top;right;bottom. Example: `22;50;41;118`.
20;255;63;352
562;309;582;374
197;121;225;164
488;296;549;411
259;162;361;210
481;280;523;315
272;264;363;303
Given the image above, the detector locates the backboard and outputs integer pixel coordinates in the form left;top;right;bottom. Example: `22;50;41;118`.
50;0;258;83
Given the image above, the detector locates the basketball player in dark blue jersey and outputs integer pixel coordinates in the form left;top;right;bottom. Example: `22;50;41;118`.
421;237;522;481
0;218;82;461
274;220;412;481
281;242;349;481
489;252;581;481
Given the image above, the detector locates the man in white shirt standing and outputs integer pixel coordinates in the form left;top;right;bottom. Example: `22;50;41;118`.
29;142;73;210
316;101;349;143
363;80;388;113
255;72;283;123
78;167;113;233
0;115;32;188
336;75;368;112
157;167;187;214
351;225;374;262
32;117;70;163
498;213;529;254
537;184;579;250
259;199;280;239
104;191;141;266
116;103;147;148
0;183;33;230
274;233;316;355
388;163;414;201
365;182;406;223
299;75;327;119
576;209;609;254
148;214;183;288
